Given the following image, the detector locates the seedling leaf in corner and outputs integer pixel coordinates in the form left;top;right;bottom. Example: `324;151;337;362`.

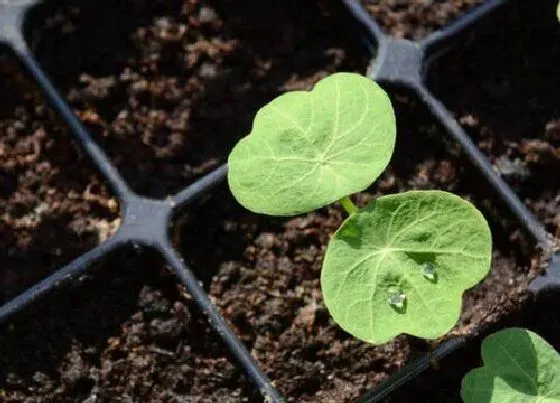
461;328;560;403
228;73;396;216
321;191;492;344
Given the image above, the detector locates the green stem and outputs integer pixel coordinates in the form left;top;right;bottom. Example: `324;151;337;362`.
339;195;358;215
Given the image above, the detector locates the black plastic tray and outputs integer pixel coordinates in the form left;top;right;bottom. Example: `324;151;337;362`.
0;0;558;402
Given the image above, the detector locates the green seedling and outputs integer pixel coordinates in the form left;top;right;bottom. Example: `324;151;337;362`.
227;72;492;344
462;328;560;402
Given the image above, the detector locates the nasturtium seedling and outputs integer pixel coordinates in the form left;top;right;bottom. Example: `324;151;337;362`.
227;72;492;344
461;328;560;403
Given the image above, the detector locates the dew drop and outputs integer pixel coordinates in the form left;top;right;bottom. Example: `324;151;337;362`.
421;262;436;281
387;287;406;309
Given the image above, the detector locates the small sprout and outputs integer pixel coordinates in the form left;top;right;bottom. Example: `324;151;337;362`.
227;72;492;344
387;287;406;309
461;328;560;402
421;262;436;281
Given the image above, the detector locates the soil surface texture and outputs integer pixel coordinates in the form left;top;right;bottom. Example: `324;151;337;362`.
0;249;258;402
0;60;118;306
28;0;364;199
358;0;483;40
429;0;560;237
0;0;554;402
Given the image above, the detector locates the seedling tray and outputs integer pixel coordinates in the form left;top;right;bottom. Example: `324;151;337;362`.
0;0;558;401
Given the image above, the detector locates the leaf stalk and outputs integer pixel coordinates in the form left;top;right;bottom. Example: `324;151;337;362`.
339;195;358;214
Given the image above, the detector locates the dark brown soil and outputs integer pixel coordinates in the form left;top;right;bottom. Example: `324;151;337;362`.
0;60;118;305
27;0;366;199
428;0;560;237
0;249;259;402
0;0;554;402
358;0;483;40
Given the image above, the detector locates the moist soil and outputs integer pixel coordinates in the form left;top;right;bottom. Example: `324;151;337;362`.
0;0;555;402
357;0;483;40
428;0;560;237
0;59;119;305
0;248;258;402
26;0;367;199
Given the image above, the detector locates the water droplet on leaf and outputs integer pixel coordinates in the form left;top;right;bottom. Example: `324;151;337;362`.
421;262;436;281
387;287;406;309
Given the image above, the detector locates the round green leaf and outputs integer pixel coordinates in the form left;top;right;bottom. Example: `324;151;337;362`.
321;190;492;344
461;328;560;403
227;72;396;216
